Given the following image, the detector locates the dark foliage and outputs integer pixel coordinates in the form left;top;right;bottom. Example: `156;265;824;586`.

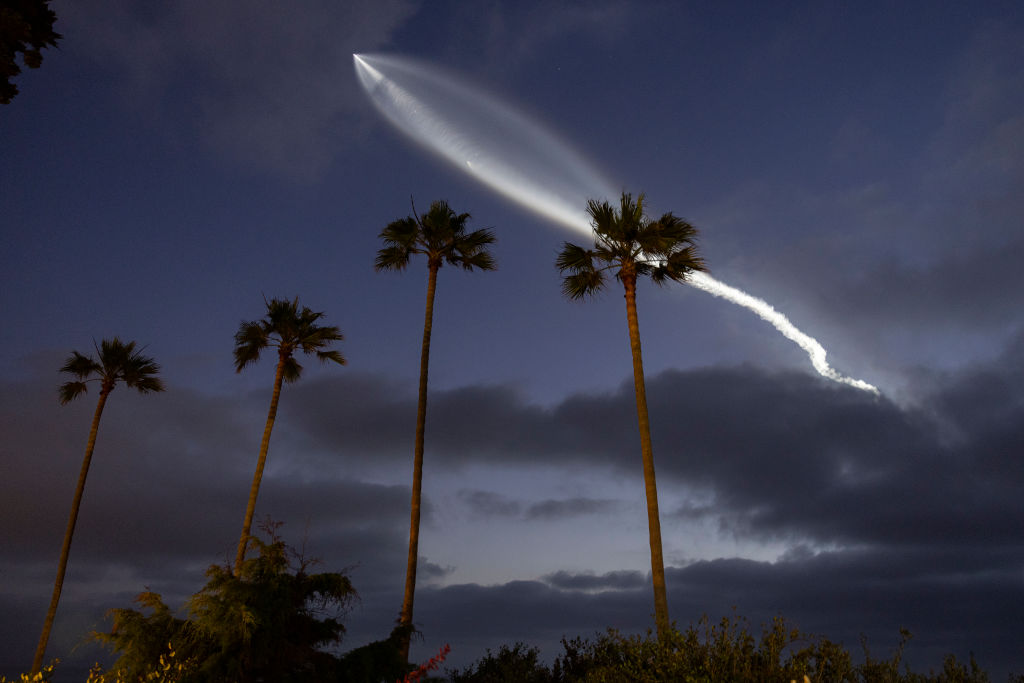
95;524;358;683
0;0;61;103
448;643;552;683
446;616;993;683
332;625;409;683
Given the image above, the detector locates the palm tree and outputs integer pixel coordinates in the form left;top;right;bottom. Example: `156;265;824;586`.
232;297;345;575
375;199;496;660
33;338;165;674
556;191;706;637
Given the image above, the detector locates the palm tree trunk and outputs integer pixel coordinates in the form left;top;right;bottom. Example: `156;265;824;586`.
234;355;287;575
398;261;439;662
33;389;110;674
622;275;670;638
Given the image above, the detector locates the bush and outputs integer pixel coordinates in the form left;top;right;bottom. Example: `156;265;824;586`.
448;643;552;683
553;615;855;683
92;523;356;682
0;662;58;682
447;615;995;683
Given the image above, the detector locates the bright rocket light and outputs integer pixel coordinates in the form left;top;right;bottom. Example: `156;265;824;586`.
353;53;879;394
353;53;616;233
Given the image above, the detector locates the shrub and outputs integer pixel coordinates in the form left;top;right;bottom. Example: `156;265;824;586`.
0;662;58;682
92;523;356;682
448;643;552;683
446;615;994;683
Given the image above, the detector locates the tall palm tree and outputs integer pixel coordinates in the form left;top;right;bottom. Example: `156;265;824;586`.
33;338;164;674
375;199;496;660
556;191;706;637
232;297;345;575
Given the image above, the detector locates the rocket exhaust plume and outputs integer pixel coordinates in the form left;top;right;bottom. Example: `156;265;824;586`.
353;53;878;394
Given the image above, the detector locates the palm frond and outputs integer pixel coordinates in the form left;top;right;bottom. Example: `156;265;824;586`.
375;217;421;271
127;373;166;394
98;337;134;362
58;381;89;405
59;350;101;380
455;227;497;251
121;355;165;394
452;228;497;271
265;298;300;338
298;325;344;355
281;357;303;383
555;242;593;271
586;199;617;238
374;245;412;271
234;321;270;373
561;269;606;299
637;213;699;257
557;242;607;299
316;349;346;366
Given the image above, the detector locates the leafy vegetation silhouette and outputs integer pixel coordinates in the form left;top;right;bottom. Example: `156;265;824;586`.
0;0;61;103
449;615;996;683
93;521;372;683
33;338;164;674
376;198;497;662
232;296;345;575
556;191;705;637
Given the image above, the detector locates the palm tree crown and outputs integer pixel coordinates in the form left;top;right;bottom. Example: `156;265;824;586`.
556;192;705;299
375;199;496;274
59;338;165;404
233;296;346;379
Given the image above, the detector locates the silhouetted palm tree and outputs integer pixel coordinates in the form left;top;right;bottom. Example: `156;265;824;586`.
232;297;345;575
556;192;705;637
376;199;496;660
33;338;164;673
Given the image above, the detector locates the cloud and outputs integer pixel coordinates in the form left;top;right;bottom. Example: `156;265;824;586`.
58;0;420;180
458;490;522;518
441;1;635;74
542;569;646;592
457;491;620;521
418;558;455;583
227;333;1024;561
525;498;620;520
11;330;1024;569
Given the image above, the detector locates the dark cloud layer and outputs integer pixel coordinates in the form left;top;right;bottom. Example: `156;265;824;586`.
3;330;1023;677
276;334;1024;564
412;548;1023;678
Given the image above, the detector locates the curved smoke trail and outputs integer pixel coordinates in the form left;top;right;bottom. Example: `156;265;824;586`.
353;53;878;394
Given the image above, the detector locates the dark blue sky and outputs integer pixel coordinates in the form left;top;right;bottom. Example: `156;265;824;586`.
2;1;1023;679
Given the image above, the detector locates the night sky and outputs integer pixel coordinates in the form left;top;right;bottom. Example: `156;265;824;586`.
2;1;1023;679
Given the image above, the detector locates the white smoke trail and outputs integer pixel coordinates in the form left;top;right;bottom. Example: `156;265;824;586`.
353;53;879;394
686;272;878;393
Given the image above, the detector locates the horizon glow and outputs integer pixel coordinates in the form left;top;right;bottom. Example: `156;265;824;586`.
353;53;878;394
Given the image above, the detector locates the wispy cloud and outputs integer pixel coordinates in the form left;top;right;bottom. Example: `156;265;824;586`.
59;0;420;180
